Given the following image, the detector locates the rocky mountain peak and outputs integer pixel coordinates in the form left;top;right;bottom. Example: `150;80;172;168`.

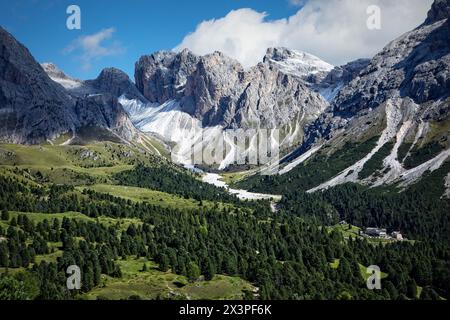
41;62;85;91
332;7;450;117
135;47;328;135
263;47;334;84
135;49;199;104
41;63;71;80
95;67;130;83
88;67;145;100
297;0;449;180
425;0;450;25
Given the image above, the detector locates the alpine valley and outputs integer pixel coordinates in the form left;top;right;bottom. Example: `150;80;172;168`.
0;0;449;301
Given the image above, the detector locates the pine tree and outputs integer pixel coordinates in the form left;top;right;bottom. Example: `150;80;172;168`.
204;259;216;281
187;261;201;282
0;243;9;267
406;279;418;299
1;210;9;221
159;254;170;272
9;217;17;227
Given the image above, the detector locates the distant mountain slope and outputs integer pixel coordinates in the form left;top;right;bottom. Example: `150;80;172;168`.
0;27;76;144
239;0;450;192
129;48;340;168
0;26;139;145
135;48;329;129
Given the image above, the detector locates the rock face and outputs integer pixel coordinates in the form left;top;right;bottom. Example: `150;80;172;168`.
319;59;371;97
0;26;137;144
135;49;329;130
0;27;75;144
87;67;146;101
323;59;371;86
43;63;146;101
445;173;450;198
334;13;449;117
292;0;450;190
299;0;450;149
132;48;332;168
73;93;137;142
425;0;450;25
135;49;199;104
262;48;369;102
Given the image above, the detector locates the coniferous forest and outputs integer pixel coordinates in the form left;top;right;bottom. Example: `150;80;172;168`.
0;157;449;300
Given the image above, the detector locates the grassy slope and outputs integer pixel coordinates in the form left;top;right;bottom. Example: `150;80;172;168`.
0;142;169;185
78;184;233;211
0;142;234;211
5;211;142;233
83;257;255;300
0;142;255;300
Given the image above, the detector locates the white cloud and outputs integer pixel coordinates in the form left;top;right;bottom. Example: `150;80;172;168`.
289;0;307;7
64;27;125;70
175;0;433;67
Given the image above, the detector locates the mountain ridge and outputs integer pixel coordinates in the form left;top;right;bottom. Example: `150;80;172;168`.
238;0;449;192
0;0;448;190
0;26;140;145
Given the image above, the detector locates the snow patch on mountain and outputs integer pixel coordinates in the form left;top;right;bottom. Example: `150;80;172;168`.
265;48;334;80
119;95;208;157
41;63;84;91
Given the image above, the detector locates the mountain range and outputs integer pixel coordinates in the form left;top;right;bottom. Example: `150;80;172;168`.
0;0;449;193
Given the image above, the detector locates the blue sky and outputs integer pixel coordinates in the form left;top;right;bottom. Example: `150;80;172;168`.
0;0;300;79
0;0;432;80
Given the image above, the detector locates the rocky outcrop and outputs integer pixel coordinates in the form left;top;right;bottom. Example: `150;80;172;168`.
334;12;449;117
179;51;244;126
135;49;199;104
132;48;331;168
73;93;137;142
445;173;450;198
320;59;371;91
41;63;75;83
87;67;146;101
299;0;450;149
228;62;327;129
43;63;146;101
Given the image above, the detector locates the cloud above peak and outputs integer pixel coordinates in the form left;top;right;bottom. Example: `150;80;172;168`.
64;27;125;71
175;0;433;67
176;9;285;68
